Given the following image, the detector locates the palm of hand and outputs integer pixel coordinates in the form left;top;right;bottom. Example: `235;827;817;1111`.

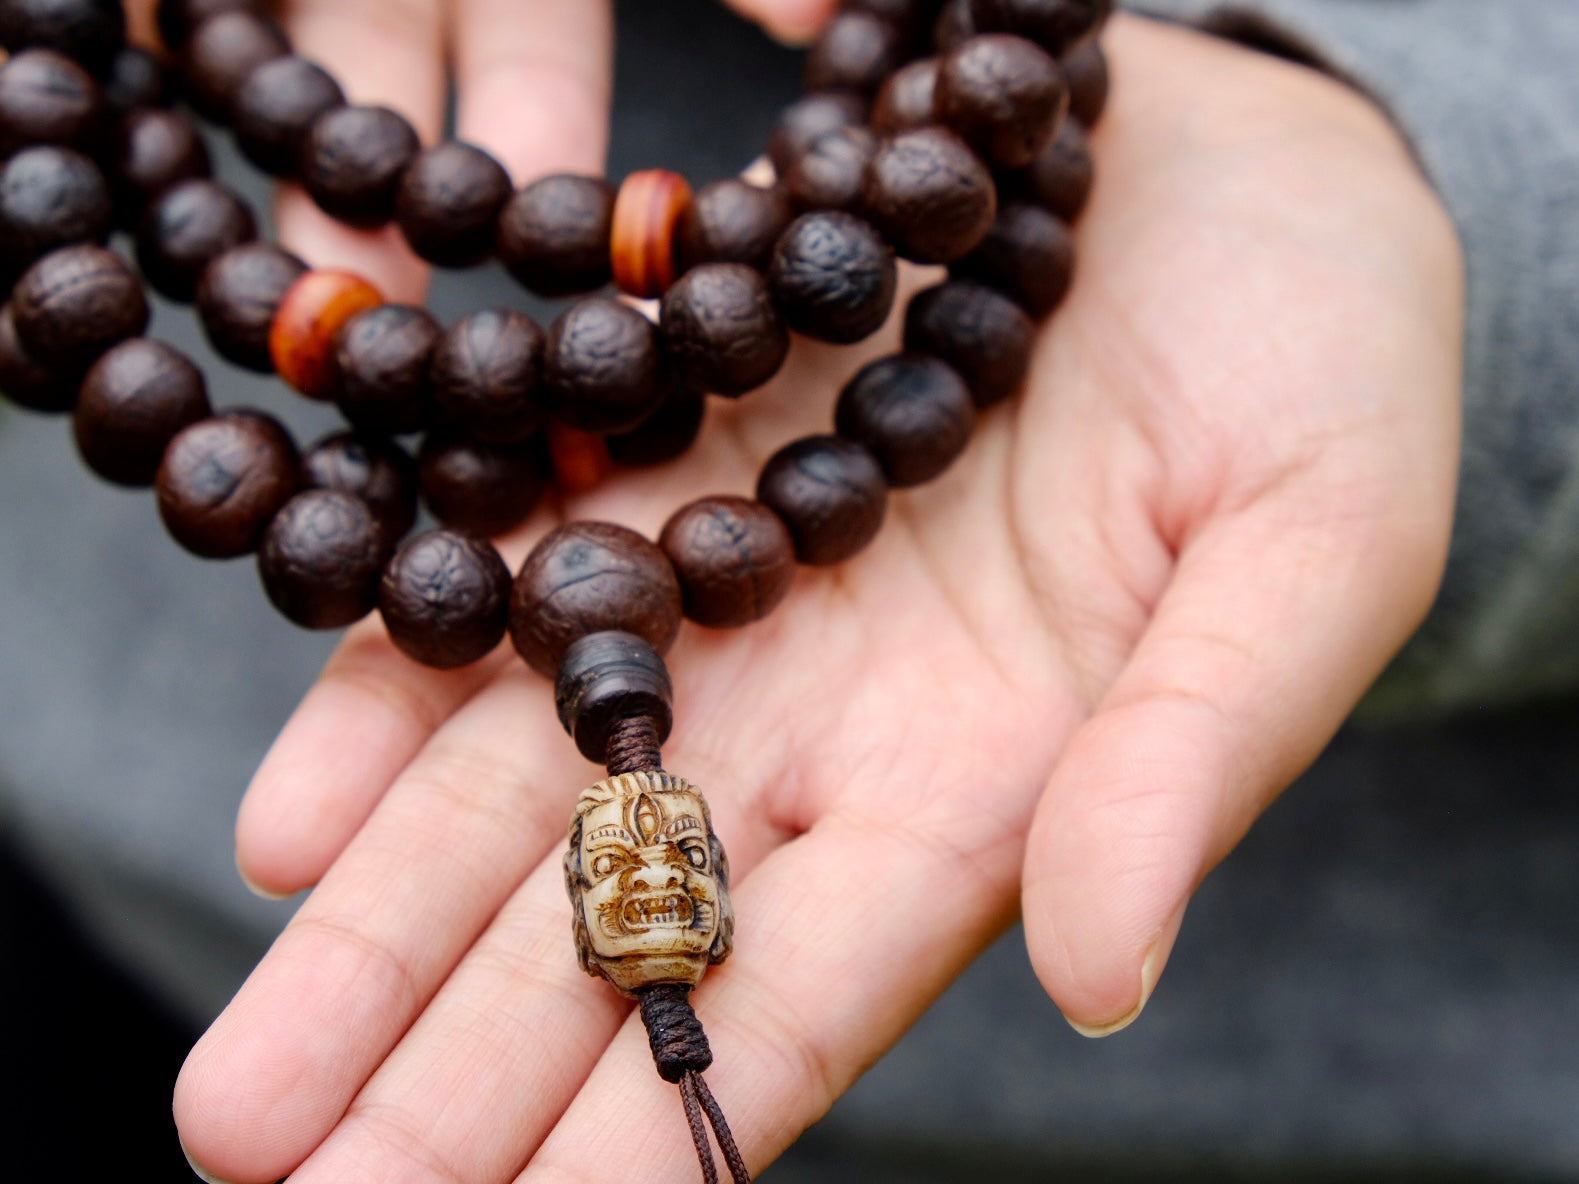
174;18;1461;1184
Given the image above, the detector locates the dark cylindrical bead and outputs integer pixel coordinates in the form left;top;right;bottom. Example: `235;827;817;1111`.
967;0;1108;56
543;298;663;434
103;46;170;111
509;521;682;677
11;242;147;361
0;146;111;276
196;241;307;372
640;985;713;1083
156;0;252;49
0;299;82;411
659;495;796;628
181;9;287;122
767;211;896;344
230;54;345;176
555;630;674;762
429;307;546;444
108;107;211;225
300;430;418;547
605;379;706;468
135;177;256;301
495;173;614;298
330;302;439;434
767;91;866;178
301;104;420;229
833;352;975;486
862;126;996;264
378;529;512;668
417;430;546;538
757;435;888;565
395;140;512;268
0;0;126;73
673;178;791;273
902;277;1034;407
659;263;788;398
783;125;876;215
155;410;298;558
936;33;1066;169
258;489;384;629
73;337;211;486
804;11;902;95
871;56;939;135
951;200;1073;315
1062;38;1108;126
0;48;106;156
1010;115;1091;220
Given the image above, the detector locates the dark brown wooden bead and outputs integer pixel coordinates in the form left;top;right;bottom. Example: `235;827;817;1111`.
301;104;420;229
495;173;614;298
258;489;384;629
757;435;888;566
329;302;438;434
378;529;512;668
767;210;896;344
155;410;298;558
196;241;307;372
659;495;795;627
659;263;788;398
605;379;705;468
103;46;170;111
182;9;287;122
1008;115;1090;220
844;0;944;47
0;146;111;276
417;429;547;538
783;125;876;214
269;268;383;398
135;177;256;301
951;200;1073;315
967;0;1106;57
0;48;106;156
300;430;418;547
932;0;977;52
767;91;866;177
872;56;939;135
936;33;1066;168
833;352;974;486
395;140;512;268
11;242;147;361
230;54;345;176
554;630;674;762
0;299;82;411
430;308;546;444
543;297;662;434
156;0;252;50
0;0;125;73
673;179;791;273
804;11;902;95
1062;37;1108;126
902;277;1033;407
73;337;211;486
509;520;682;677
862;126;996;264
109;107;211;224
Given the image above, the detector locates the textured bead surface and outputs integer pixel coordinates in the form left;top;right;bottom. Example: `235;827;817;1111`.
767;211;896;344
182;9;287;122
103;45;171;111
11;242;147;361
756;435;888;565
673;179;791;273
660;263;788;398
0;299;82;411
329;302;438;434
660;495;796;627
379;529;512;668
300;430;418;547
417;430;546;538
230;54;344;176
1010;114;1091;220
73;338;212;486
196;241;307;372
156;0;253;49
269;268;383;398
783;125;876;215
804;11;902;95
863;126;996;263
936;33;1066;168
544;297;663;434
951;200;1073;315
495;173;614;297
902;277;1034;407
610;168;691;299
109;108;211;224
768;91;866;178
0;0;126;73
429;308;545;444
0;48;105;156
510;521;683;677
257;489;384;628
872;56;939;135
135;177;257;301
967;0;1107;56
301;104;420;229
0;146;111;277
606;379;706;468
155;410;298;558
554;630;674;762
395;140;512;268
1062;37;1108;125
834;352;975;486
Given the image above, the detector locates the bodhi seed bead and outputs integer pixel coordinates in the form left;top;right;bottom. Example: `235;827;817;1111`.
803;11;903;95
495;173;615;298
673;179;792;273
767;210;896;344
605;379;706;468
543;297;663;435
395;140;513;268
862;126;997;264
0;0;126;74
300;430;419;547
756;435;888;566
157;0;254;50
135;177;257;302
783;126;877;214
155;409;298;558
0;146;112;277
103;46;172;111
0;299;83;412
429;308;546;444
767;92;867;178
967;0;1107;57
934;0;978;52
11;242;148;362
902;277;1034;407
378;529;512;669
659;263;788;398
833;352;975;487
1009;116;1091;220
230;54;345;177
257;489;385;629
1062;38;1108;126
109;108;211;226
73;337;212;486
181;9;288;123
554;630;675;763
301;104;420;229
610;168;692;299
935;33;1067;169
659;495;796;628
0;48;106;157
329;302;440;435
196;241;307;372
417;429;547;538
871;56;940;136
269;268;383;398
951;200;1074;316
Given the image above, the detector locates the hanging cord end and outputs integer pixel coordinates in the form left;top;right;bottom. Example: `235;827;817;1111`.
639;984;751;1184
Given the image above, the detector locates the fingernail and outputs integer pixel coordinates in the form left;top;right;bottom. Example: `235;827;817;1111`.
1065;939;1167;1039
237;855;292;902
180;1137;238;1184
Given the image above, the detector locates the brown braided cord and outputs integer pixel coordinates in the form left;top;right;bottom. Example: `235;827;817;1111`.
692;1070;751;1184
680;1073;721;1184
605;712;663;774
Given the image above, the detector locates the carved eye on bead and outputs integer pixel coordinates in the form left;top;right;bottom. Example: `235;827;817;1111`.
269;268;384;398
610;168;692;299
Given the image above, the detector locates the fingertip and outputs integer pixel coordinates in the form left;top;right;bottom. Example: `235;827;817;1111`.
730;0;837;45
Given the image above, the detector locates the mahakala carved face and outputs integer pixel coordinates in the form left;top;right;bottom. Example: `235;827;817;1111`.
565;772;733;994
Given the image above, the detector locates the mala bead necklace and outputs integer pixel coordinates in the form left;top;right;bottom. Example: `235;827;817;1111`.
0;0;1112;1177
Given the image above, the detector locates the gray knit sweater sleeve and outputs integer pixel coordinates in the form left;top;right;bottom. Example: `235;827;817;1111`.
1125;1;1579;718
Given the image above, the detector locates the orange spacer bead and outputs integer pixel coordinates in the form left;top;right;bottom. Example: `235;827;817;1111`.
610;169;692;299
548;421;614;493
268;269;384;399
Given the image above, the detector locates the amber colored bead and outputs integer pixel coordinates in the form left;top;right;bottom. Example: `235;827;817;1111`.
301;104;420;229
606;380;705;468
395;140;512;268
11;243;148;362
0;299;82;412
157;0;253;50
543;297;663;434
660;496;796;628
73;338;212;486
784;126;877;215
300;430;419;547
196;241;307;373
902;277;1034;407
951;200;1073;316
230;54;345;177
0;146;111;277
674;179;792;273
155;410;299;559
863;126;996;264
495;173;615;298
429;308;546;444
417;430;547;538
182;9;288;122
135;177;257;301
546;421;614;493
660;262;788;398
269;269;383;399
767;92;867;177
610;168;691;299
967;0;1107;57
379;529;512;669
257;489;384;629
1007;116;1091;221
834;352;975;487
103;46;171;111
804;11;903;95
509;521;683;677
768;210;896;345
756;435;888;566
0;48;106;157
330;303;439;435
0;0;126;74
872;57;939;135
936;33;1067;169
1062;38;1108;126
109;108;211;225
